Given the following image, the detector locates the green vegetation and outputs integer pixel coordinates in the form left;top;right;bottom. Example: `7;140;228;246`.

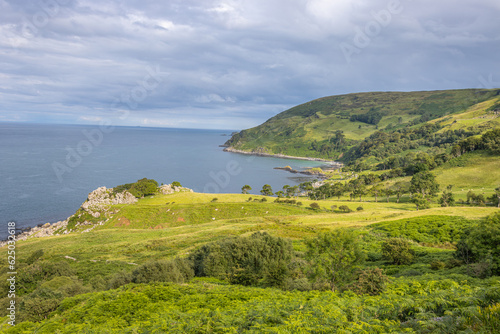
225;89;500;167
2;179;499;333
2;89;500;332
113;178;159;198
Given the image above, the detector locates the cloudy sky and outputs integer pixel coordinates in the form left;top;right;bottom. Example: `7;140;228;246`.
1;0;499;130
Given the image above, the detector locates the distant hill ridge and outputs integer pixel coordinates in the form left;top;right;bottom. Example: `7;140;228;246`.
225;89;500;165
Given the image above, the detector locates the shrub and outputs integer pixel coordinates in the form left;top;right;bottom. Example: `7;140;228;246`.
26;249;44;265
189;232;293;288
171;181;182;187
108;270;133;290
114;178;159;198
338;205;352;213
356;206;364;211
305;229;365;291
382;238;415;265
211;198;218;202
455;212;500;276
430;261;446;270
446;258;463;269
132;258;194;284
284;277;312;291
310;202;320;210
260;197;267;202
296;202;303;206
348;268;389;296
16;261;74;295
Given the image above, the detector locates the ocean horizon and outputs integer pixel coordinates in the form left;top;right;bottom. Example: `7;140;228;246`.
0;122;324;238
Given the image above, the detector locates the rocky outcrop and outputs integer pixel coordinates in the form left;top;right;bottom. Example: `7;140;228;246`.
0;219;69;246
81;187;137;218
159;184;193;195
1;184;194;246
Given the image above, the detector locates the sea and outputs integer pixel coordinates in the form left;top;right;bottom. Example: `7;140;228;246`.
0;122;326;238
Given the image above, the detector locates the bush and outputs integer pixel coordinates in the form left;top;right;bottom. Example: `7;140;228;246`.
305;230;365;291
348;268;389;296
260;198;267;202
171;181;182;187
132;258;194;284
356;206;364;211
108;270;133;290
26;249;44;265
382;238;415;265
16;261;74;295
310;202;320;210
189;232;293;288
114;178;159;198
284;277;312;291
455;212;500;276
430;261;446;270
338;205;352;213
211;198;218;202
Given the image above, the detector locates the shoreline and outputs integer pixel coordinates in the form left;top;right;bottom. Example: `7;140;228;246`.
223;147;343;166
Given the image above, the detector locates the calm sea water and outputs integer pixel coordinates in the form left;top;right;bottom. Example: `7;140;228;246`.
0;123;323;237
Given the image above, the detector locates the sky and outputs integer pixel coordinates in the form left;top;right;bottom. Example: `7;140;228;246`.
0;0;499;130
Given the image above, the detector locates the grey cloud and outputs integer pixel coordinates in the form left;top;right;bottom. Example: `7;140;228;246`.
0;0;499;129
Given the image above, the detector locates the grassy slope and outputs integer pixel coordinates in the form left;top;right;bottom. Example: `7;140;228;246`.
225;89;500;160
2;190;499;333
11;192;498;266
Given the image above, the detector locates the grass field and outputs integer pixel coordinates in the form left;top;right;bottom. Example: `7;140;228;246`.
3;185;499;333
14;190;498;267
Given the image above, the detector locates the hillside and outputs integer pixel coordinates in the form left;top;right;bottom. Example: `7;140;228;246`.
1;176;499;332
224;89;500;165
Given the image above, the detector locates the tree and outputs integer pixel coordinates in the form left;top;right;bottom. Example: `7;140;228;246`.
490;186;500;208
392;181;408;203
338;205;352;213
410;171;439;198
332;183;345;200
382;238;414;265
384;186;394;203
305;230;365;291
371;185;383;202
288;185;299;198
241;185;252;194
455;213;500;276
439;185;455;207
275;191;285;198
309;202;320;210
282;185;290;197
411;193;430;211
129;178;159;198
481;128;500;154
260;184;273;196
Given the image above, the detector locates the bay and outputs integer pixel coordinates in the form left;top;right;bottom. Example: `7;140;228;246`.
0;122;324;237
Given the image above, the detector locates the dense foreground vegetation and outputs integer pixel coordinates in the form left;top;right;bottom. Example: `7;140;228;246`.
1;180;499;333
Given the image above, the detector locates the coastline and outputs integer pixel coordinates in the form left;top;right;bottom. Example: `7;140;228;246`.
223;147;343;166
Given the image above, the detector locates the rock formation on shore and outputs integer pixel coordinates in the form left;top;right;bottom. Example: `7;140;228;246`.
2;183;193;246
81;187;137;218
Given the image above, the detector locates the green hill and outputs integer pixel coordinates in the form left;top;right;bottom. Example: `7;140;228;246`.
2;186;499;333
225;89;500;165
